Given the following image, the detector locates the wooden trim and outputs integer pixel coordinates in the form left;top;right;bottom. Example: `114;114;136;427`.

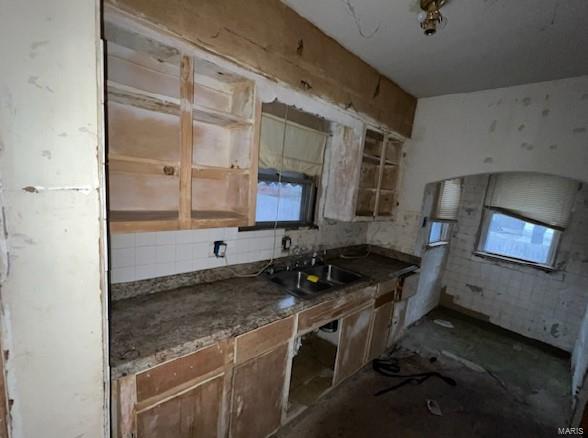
117;374;137;438
179;54;194;229
191;166;248;180
234;316;295;365
280;314;298;425
248;99;262;226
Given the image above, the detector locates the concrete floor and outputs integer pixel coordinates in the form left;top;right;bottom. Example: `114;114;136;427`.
275;307;571;438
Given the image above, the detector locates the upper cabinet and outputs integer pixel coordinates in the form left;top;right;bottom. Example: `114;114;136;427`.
324;126;404;222
355;129;403;219
105;18;260;233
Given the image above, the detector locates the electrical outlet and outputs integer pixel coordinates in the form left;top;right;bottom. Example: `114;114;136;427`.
281;235;292;252
213;240;227;258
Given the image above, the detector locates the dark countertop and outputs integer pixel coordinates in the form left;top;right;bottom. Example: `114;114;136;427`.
331;252;418;283
110;252;418;378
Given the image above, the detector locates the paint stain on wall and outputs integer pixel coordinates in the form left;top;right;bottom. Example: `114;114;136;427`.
518;123;525;132
549;144;558;150
466;284;484;294
573;127;587;134
41;150;52;159
520;142;534;151
542;109;550;117
522;97;532;106
550;323;561;338
483;157;493;164
489;120;497;133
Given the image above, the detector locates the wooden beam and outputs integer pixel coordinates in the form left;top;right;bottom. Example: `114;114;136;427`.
105;0;417;137
179;54;194;228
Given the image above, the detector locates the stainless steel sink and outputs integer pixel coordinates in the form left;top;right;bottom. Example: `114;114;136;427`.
265;264;364;299
303;264;363;285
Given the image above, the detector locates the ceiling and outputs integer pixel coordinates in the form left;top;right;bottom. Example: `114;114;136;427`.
281;0;588;97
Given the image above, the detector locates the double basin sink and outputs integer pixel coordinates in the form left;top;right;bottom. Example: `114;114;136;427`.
266;264;364;299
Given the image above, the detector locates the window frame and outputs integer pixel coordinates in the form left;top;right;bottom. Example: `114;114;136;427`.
475;207;562;270
241;169;318;231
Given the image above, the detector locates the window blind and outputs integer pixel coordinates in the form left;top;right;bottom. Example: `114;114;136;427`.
486;173;578;228
433;178;462;220
259;113;327;177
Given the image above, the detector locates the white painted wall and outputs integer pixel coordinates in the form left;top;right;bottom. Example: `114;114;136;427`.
443;175;588;352
368;75;588;256
0;1;107;437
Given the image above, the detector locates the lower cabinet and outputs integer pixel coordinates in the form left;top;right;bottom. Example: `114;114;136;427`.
137;375;223;438
368;301;394;360
230;343;290;438
333;306;372;384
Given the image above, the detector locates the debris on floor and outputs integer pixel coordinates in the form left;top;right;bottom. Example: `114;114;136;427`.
433;319;455;329
426;399;443;416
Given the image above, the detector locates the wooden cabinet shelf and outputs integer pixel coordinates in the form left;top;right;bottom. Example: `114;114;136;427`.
105;19;259;233
110;211;180;233
355;129;403;219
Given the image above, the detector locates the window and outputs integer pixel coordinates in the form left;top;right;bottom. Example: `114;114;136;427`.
247;105;328;229
255;170;316;227
476;173;578;268
427;178;462;246
478;210;560;266
428;221;451;245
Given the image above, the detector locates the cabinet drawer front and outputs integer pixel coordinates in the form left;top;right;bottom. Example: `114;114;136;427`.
136;340;232;402
297;290;373;334
377;278;398;297
235;316;294;365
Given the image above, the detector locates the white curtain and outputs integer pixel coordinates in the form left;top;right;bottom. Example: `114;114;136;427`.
433;178;462;220
259;114;327;177
486;173;578;228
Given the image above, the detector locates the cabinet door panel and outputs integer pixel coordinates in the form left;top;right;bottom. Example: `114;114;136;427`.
137;375;222;438
368;302;394;360
334;307;372;384
230;344;289;438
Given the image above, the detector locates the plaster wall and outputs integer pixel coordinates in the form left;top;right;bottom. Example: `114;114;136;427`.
0;1;107;436
368;75;588;257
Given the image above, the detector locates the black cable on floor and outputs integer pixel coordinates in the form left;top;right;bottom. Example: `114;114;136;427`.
372;357;457;396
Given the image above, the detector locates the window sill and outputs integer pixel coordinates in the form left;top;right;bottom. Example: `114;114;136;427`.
472;251;556;272
239;223;318;232
426;241;449;249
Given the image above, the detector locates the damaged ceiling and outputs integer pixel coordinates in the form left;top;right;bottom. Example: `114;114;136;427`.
282;0;588;97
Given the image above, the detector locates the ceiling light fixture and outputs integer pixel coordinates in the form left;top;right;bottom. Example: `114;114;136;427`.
417;0;448;36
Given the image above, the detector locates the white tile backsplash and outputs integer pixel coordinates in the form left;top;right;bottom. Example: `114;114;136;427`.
442;174;588;351
109;223;368;284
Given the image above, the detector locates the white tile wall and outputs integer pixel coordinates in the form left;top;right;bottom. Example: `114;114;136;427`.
110;223;368;284
443;174;588;352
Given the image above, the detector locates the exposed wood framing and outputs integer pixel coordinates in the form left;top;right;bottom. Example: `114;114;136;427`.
179;54;195;228
248;99;262;225
105;0;417;137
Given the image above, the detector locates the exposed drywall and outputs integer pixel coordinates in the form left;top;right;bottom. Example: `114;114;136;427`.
111;222;367;283
0;1;107;437
105;0;416;137
442;175;588;352
369;75;588;256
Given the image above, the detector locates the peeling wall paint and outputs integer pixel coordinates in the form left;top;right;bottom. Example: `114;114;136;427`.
442;175;588;352
0;0;106;437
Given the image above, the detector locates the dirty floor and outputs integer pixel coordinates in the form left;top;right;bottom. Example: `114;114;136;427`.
274;307;571;438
